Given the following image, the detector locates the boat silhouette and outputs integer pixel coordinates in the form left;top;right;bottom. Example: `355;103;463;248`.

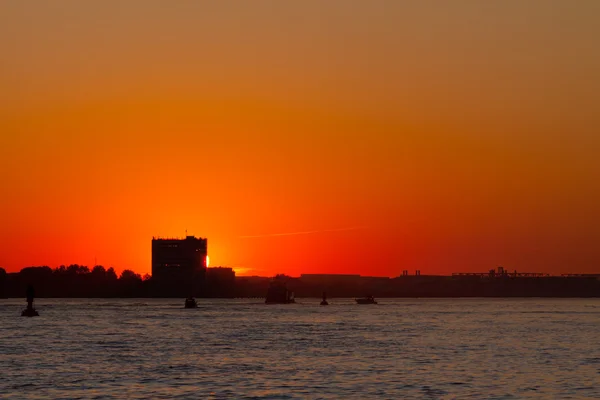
265;278;295;304
355;295;377;304
184;297;197;308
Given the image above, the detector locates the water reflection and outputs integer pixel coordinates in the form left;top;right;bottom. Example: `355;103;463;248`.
0;298;599;399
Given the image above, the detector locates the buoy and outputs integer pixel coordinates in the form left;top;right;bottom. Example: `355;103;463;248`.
21;285;39;317
320;291;329;306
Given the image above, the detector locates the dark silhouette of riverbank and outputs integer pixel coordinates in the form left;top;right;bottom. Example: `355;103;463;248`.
1;266;599;298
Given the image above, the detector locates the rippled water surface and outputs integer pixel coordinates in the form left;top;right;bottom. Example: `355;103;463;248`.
1;298;599;399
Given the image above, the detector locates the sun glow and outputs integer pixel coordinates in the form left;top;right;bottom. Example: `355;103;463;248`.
206;255;210;268
232;267;253;276
0;2;598;278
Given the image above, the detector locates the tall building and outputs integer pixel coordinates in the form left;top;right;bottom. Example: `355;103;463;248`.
151;236;208;283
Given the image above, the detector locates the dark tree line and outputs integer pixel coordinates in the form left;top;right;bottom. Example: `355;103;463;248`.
1;265;148;298
0;265;236;298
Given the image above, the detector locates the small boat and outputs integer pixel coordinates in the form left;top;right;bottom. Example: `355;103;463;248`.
320;291;329;306
265;278;295;304
355;295;377;304
184;297;198;308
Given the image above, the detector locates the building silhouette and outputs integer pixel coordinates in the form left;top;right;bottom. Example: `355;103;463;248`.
151;236;208;296
205;267;236;297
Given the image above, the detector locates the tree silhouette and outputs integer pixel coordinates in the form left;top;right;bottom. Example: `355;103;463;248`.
120;269;141;281
91;265;106;277
106;267;118;281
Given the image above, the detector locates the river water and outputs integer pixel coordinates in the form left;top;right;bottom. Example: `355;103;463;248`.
1;298;599;399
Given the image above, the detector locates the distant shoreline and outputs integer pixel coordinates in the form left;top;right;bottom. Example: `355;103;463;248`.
3;267;600;299
4;295;600;299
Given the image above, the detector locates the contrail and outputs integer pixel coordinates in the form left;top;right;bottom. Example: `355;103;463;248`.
239;226;368;239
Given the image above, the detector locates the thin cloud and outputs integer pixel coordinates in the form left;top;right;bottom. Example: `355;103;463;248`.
239;226;368;239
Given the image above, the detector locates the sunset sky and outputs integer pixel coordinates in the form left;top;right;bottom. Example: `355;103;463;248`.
1;1;599;277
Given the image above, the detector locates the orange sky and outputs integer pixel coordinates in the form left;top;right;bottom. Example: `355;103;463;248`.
1;1;599;277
